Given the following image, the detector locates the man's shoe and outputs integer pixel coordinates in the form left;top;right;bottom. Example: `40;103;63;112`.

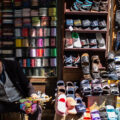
82;19;91;29
99;20;107;30
73;54;81;67
65;32;73;48
81;53;89;65
66;19;74;28
74;19;82;29
91;20;99;30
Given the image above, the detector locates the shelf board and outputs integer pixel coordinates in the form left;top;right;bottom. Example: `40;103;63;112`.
65;9;108;15
64;48;106;51
65;29;107;33
64;66;80;69
27;76;57;79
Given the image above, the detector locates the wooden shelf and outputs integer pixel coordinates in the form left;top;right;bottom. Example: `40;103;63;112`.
65;9;108;15
27;76;57;79
64;48;106;51
65;29;107;33
64;66;80;69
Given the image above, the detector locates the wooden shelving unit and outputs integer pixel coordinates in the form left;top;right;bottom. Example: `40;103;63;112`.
62;0;110;81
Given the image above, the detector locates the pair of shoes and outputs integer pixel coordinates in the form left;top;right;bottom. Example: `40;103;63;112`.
91;0;108;12
65;32;82;48
64;54;81;67
71;0;93;11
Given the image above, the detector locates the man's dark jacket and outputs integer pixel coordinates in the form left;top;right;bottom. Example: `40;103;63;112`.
2;59;35;97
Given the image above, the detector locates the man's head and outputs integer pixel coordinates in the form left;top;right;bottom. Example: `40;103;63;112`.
0;60;3;75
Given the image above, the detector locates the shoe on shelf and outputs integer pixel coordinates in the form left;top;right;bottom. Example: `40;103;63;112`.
74;19;82;29
91;20;99;30
92;72;101;79
65;32;73;48
66;19;74;28
72;54;81;67
64;55;73;66
70;0;83;11
91;0;100;11
83;74;93;80
81;36;89;48
96;33;106;49
107;51;115;62
99;20;107;30
82;19;91;29
72;32;82;48
107;61;116;72
81;53;89;65
99;0;108;11
82;65;90;74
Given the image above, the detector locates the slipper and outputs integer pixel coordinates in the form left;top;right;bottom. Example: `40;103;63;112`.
66;87;75;98
102;81;110;95
66;97;77;114
99;107;108;120
57;80;65;87
56;94;67;115
83;108;91;120
75;97;86;114
91;110;101;120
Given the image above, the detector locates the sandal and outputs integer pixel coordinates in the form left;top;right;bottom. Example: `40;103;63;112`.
75;97;86;114
80;80;92;96
102;80;110;95
110;83;119;96
91;110;101;120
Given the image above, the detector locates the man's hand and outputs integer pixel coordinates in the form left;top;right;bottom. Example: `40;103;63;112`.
31;93;39;99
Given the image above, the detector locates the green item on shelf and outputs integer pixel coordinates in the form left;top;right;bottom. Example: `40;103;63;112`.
41;68;45;76
72;32;79;39
51;48;57;57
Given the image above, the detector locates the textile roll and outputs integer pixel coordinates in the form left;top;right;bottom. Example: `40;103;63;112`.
51;48;57;57
23;59;27;67
16;49;22;57
35;58;41;67
37;38;43;47
31;59;35;67
44;48;50;57
42;58;49;67
36;49;44;57
50;58;56;67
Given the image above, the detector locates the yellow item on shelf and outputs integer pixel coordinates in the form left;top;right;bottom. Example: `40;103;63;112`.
16;39;22;47
108;80;119;84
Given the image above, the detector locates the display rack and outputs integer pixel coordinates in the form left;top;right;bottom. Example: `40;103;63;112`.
63;0;110;78
0;0;57;78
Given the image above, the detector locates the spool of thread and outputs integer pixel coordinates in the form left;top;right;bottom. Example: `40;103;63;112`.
44;38;49;47
31;28;36;37
42;58;49;67
37;38;43;47
35;58;41;67
30;49;36;57
16;49;22;57
50;58;57;67
50;38;56;47
40;68;45;76
33;68;39;76
30;39;36;47
15;28;21;37
31;59;35;67
44;28;50;37
37;28;43;37
51;20;56;27
36;49;44;57
22;39;29;47
27;59;30;67
44;48;50;57
23;59;27;67
51;48;57;57
22;68;26;75
41;17;50;26
19;59;23;67
39;8;48;16
51;28;56;37
16;39;22;47
28;69;32;76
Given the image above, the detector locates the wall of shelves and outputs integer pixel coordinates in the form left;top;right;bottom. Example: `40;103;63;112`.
0;0;57;79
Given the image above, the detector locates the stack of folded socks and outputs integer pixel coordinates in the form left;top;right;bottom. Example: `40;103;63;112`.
22;8;30;17
31;10;39;17
14;9;22;17
14;0;22;6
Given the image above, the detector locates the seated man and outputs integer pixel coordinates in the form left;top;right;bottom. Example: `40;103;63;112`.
0;59;41;120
